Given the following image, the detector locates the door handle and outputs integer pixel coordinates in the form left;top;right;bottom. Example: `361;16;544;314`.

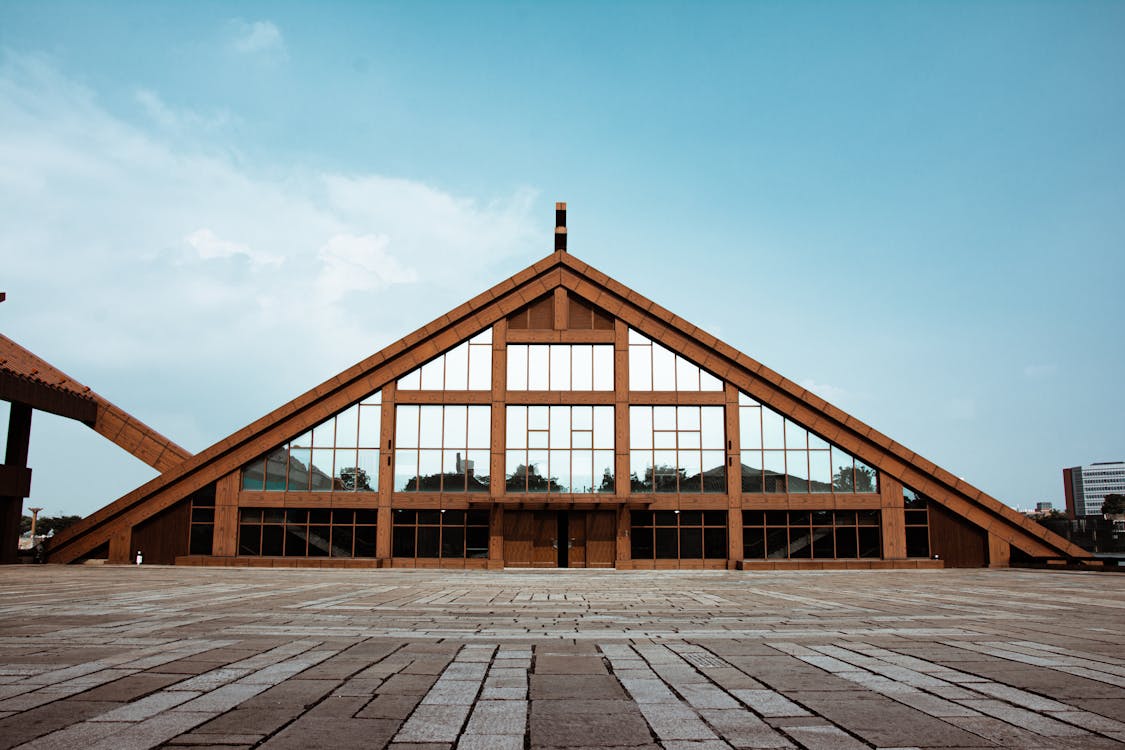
551;538;558;549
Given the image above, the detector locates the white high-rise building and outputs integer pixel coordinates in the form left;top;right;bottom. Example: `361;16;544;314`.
1063;461;1125;517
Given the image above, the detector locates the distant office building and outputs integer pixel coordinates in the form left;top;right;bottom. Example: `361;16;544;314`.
1035;502;1054;513
1063;462;1125;517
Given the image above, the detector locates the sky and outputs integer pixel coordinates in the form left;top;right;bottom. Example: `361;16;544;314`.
1;1;1123;518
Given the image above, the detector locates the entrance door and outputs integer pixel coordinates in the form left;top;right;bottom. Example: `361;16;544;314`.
503;510;617;568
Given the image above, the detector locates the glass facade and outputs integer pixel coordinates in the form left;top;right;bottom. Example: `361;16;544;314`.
629;406;725;493
904;486;931;558
394;405;490;492
507;345;613;390
392;509;490;559
398;329;492;391
742;510;881;560
630;510;728;560
240;392;382;493
738;393;876;494
628;329;722;391
505;406;615;493
237;508;377;558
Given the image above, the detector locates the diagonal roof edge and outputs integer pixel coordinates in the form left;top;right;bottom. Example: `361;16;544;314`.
46;249;1086;561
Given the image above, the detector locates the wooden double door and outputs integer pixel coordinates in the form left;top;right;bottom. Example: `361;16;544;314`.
503;510;616;568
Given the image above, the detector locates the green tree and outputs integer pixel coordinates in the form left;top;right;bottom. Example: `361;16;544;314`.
1102;494;1125;515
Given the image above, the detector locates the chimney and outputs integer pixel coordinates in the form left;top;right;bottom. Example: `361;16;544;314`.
554;201;567;252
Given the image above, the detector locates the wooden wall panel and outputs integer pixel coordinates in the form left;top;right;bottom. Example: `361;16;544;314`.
725;383;742;566
213;473;239;557
880;475;905;560
988;533;1011;568
377;382;396;561
130;499;191;565
930;502;988;568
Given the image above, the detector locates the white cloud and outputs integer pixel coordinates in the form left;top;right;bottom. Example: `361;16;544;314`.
798;378;850;405
228;20;286;58
185;228;283;267
315;233;418;305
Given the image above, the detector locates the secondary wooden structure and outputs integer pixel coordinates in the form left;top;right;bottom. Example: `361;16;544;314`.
44;206;1089;569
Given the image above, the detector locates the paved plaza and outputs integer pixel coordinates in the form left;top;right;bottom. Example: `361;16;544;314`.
0;567;1123;749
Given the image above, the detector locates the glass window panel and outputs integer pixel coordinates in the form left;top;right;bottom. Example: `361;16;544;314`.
416;526;440;557
416;450;442;491
764;450;786;493
336;405;360;448
572;345;593;390
263;508;285;524
835;527;858;558
789;527;812;559
631;527;654;559
361;391;381;405
654;528;678;558
528;405;549;430
467;406;490;448
654;432;675;450
549;345;571;390
857;510;880;526
765;528;788;558
703;510;727;526
701;407;724;448
676;357;699;391
526;450;550;492
466;526;489;558
549;406;570;448
466;449;489;492
858;527;881;558
308;527;331;557
442;525;465;558
786;450;809;493
549;450;571;492
741;451;763;492
903;486;921;504
905;510;928;525
631;451;653;492
854;459;877;493
355;449;378;491
762;408;785;449
592;406;614;449
398;367;421;390
702;451;725;492
785;420;807;450
740;405;761;450
572;431;593;449
468;344;492;390
189;525;213;555
417;510;440;525
291;430;313;449
743;526;765;559
394;449;418;491
418;405;443;447
392;525;415;557
594;451;615;492
443;405;467;447
789;510;810;525
288;448;312;491
506;406;527;449
312;418;335;451
528;430;548;449
680;510;703;526
242;459;264;490
680;527;703;558
284;525;306;556
572;405;593;430
677;406;700;431
742;510;764;526
630;407;652;449
355;509;377;524
506;451;528;492
444;343;469;390
239;525;261;556
832;449;855;492
678;431;701;450
653;406;676;430
507;345;528;390
419;358;444;390
265;449;287;490
354;527;376;557
442;450;465;492
395;405;419;448
571;450;593;493
651;345;676;390
261;525;284;556
632;510;653;526
700;369;723;391
593;346;614;390
704;527;727;558
679;450;703;492
808;431;830;450
906;527;930;558
812;527;834;558
652;451;678;493
628;344;652;390
809;451;832;493
471;328;492;344
528;346;549;390
331;525;354;557
310;450;334;491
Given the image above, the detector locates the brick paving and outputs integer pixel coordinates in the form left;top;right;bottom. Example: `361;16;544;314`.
0;567;1123;749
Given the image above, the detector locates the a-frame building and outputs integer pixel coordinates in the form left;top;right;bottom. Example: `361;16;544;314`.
46;206;1088;569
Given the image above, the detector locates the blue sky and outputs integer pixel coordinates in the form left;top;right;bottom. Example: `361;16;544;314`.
1;1;1123;517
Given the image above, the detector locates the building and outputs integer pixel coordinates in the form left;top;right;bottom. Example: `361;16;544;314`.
44;205;1088;569
1063;462;1125;517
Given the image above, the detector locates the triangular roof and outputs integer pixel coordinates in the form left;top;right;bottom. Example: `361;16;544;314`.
46;250;1088;563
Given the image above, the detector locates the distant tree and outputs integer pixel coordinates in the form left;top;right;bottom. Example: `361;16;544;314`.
20;514;82;536
832;465;877;493
335;467;372;491
1102;494;1125;516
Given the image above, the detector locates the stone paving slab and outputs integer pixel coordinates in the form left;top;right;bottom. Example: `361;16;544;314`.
1;566;1124;749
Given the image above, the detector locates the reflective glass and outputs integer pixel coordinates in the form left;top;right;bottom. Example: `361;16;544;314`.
676;357;699;391
394;450;418;492
653;406;676;430
467;343;491;390
572;405;593;430
572;345;593;390
593;407;614;449
835;527;858;558
444;344;469;390
310;450;334;491
507;406;527;449
631;452;652;492
242;459;264;490
417;450;442;490
419;357;444;390
701;407;724;448
654;528;678;558
740;405;761;450
812;527;834;558
764;450;786;492
312;419;334;451
762;409;785;449
741;452;763;492
572;450;594;493
680;527;703;558
654;431;674;450
396;405;419;448
629;344;652;390
507;345;528;390
704;527;727;558
336;405;359;448
528;346;549;389
630;407;652;449
573;431;593;449
832;450;854;492
652;345;676;390
550;345;571;389
550;407;570;448
593;346;614;390
743;526;765;559
595;451;615;492
786;449;809;493
467;406;491;447
466;526;489;558
528;405;549;430
550;450;571;492
355;527;376;557
702;451;725;492
854;459;877;493
631;527;654;558
809;451;832;493
288;448;311;491
331;526;354;557
466;450;489;492
785;421;807;450
700;370;723;391
444;405;467;446
335;449;369;490
677;405;700;431
418;406;443;447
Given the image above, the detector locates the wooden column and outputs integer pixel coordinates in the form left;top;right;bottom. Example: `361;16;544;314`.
880;475;906;560
724;384;742;569
0;402;32;565
212;472;240;556
109;527;131;564
613;320;631;567
376;382;396;562
553;288;568;331
489;505;505;569
490;319;508;569
988;532;1011;568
